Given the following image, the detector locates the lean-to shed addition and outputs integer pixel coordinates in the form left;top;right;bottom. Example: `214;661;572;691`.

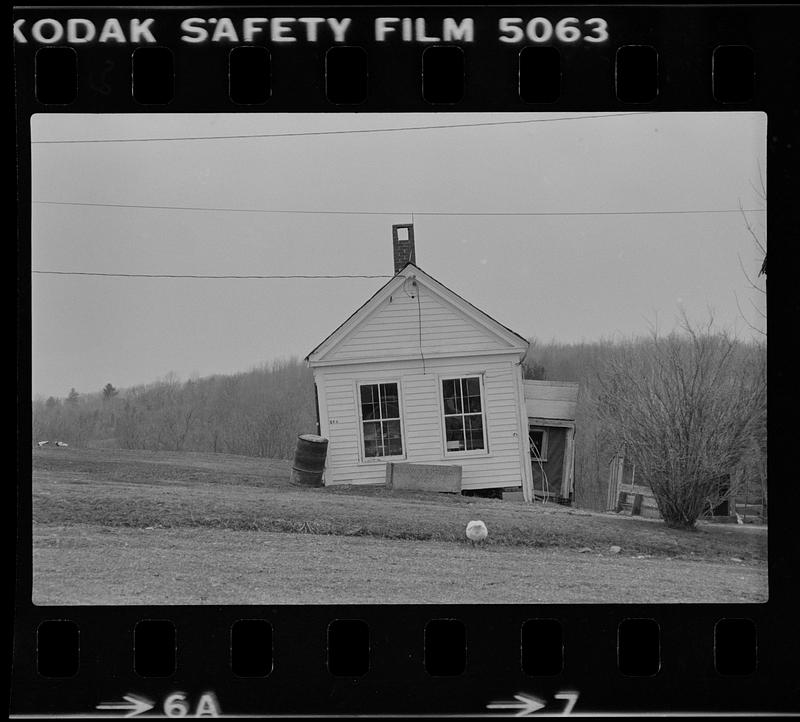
523;380;579;503
306;224;536;499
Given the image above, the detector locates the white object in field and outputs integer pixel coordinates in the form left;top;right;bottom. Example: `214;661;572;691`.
37;440;49;447
466;520;488;545
55;441;69;447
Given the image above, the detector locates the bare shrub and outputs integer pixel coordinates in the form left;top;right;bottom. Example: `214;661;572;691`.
595;314;766;529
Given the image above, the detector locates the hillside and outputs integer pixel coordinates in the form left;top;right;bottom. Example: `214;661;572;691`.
33;447;767;561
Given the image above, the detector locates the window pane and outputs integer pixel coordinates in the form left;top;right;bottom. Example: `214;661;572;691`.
363;384;403;457
384;420;403;456
465;414;484;450
442;379;462;414
380;383;399;419
364;421;380;441
465;380;482;413
361;385;378;420
384;419;401;440
445;416;465;451
360;385;374;405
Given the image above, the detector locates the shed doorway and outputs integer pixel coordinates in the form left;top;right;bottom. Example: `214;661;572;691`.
529;425;568;502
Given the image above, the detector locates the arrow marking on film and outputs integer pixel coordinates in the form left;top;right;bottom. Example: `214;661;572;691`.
96;694;155;717
486;692;547;716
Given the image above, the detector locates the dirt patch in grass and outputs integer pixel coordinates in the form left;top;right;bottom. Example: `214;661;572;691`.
32;448;767;563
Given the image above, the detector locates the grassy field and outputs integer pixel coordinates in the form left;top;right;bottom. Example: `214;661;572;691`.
31;447;768;604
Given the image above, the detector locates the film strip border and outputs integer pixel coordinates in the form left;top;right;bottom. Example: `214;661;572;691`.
13;3;799;718
11;6;798;110
28;40;759;107
11;606;778;717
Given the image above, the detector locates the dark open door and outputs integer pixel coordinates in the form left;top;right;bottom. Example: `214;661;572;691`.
529;425;566;499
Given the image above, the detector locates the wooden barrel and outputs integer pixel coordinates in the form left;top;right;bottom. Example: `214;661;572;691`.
290;434;328;486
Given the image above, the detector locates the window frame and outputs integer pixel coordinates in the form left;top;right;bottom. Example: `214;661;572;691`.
439;373;490;458
355;380;406;463
528;426;549;462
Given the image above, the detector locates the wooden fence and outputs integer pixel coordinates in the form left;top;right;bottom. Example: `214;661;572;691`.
608;455;767;523
613;483;661;519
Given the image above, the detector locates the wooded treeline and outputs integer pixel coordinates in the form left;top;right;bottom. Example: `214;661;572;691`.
33;333;766;513
32;359;317;460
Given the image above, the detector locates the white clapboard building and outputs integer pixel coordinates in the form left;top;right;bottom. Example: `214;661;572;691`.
306;224;576;502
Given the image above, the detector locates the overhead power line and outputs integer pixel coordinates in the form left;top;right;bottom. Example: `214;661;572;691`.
31;112;655;144
33;200;766;217
32;271;393;279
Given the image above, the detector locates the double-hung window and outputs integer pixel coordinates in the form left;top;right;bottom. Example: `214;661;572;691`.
441;376;487;454
359;382;403;459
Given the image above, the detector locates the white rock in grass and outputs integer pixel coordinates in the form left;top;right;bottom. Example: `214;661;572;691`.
466;520;488;546
609;545;621;554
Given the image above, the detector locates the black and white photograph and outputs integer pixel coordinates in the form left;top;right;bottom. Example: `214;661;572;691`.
31;111;767;605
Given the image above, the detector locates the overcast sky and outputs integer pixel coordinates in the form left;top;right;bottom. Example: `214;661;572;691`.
30;112;766;399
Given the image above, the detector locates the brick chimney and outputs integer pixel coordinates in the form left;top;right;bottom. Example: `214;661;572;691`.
392;223;416;274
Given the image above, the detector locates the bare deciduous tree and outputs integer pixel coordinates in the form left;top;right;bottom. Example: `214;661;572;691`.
735;170;766;337
595;314;766;529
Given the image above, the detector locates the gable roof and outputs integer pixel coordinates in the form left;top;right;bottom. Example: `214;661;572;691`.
306;262;529;365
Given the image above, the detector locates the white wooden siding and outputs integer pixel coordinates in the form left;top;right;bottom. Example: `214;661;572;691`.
523;380;579;422
316;354;525;489
324;286;511;363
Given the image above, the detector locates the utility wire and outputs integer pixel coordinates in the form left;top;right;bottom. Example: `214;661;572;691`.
33;200;766;217
31;112;655;144
34;200;408;215
32;271;393;279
